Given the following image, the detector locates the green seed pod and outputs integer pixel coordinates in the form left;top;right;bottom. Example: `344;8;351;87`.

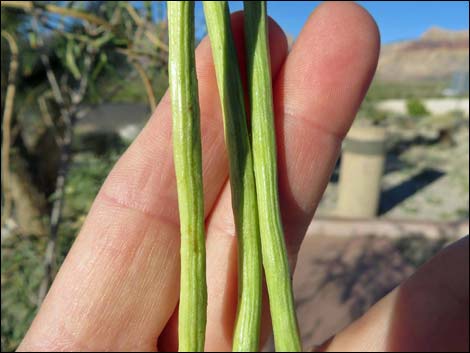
168;2;207;351
203;2;263;351
244;1;301;351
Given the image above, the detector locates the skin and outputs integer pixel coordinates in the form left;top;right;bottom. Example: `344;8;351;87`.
17;2;468;352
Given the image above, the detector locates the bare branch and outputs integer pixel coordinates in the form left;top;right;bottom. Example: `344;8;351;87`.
31;12;67;113
37;92;63;146
1;30;19;229
37;120;74;304
71;46;95;105
30;9;73;304
131;59;157;111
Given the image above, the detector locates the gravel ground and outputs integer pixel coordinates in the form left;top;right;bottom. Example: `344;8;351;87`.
316;120;469;221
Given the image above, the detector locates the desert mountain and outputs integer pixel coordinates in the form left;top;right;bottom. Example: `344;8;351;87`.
376;27;469;82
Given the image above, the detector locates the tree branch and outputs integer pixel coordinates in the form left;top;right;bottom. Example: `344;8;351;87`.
37;92;63;146
1;30;19;229
131;59;157;111
124;2;168;52
32;11;98;303
1;1;113;30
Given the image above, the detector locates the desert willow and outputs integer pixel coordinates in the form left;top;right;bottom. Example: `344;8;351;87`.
244;1;302;351
168;2;207;351
203;1;263;351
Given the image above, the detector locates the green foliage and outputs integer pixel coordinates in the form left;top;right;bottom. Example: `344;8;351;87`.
64;149;124;219
365;79;449;101
1;137;127;352
357;97;392;125
1;235;45;352
406;98;429;117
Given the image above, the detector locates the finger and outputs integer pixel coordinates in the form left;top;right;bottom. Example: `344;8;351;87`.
18;12;286;353
275;1;380;260
161;2;380;351
204;185;274;352
321;236;469;352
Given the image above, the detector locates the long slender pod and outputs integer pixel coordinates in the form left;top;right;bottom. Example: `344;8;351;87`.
168;2;207;351
244;2;302;351
202;2;262;351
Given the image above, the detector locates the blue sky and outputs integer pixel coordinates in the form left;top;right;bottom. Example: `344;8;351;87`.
192;1;469;44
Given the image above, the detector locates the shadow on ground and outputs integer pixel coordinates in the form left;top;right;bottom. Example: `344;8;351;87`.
289;234;448;350
379;168;445;214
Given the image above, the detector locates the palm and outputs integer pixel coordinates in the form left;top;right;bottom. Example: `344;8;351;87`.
17;3;468;352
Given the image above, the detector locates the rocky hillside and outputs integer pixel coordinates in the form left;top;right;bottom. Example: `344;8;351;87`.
376;27;469;82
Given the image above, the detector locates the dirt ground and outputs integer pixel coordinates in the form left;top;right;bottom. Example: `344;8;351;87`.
263;234;449;351
317;118;469;222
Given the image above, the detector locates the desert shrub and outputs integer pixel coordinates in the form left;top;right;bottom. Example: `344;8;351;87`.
406;98;429;117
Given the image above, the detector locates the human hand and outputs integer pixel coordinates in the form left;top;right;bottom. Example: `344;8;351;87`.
17;2;468;351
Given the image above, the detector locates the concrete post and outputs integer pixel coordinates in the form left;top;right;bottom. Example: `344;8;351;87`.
336;125;387;218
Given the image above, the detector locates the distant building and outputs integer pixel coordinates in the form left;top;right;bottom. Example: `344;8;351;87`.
443;71;469;96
